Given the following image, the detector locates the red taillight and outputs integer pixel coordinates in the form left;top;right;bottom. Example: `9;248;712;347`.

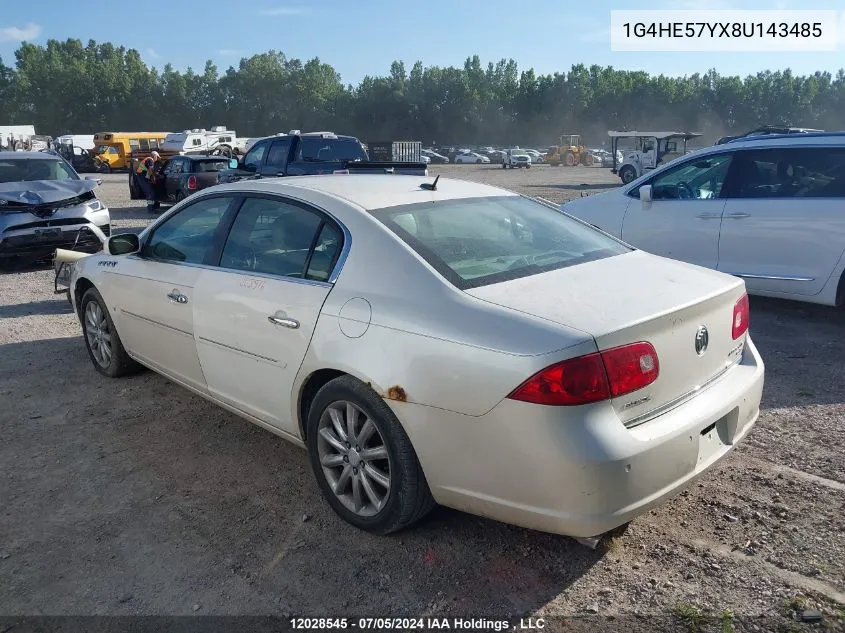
507;342;659;406
187;175;197;190
601;342;660;398
732;293;749;340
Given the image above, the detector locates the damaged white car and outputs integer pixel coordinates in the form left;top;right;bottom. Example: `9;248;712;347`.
0;151;109;270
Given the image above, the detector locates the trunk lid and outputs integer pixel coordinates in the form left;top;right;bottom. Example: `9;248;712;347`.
466;250;748;425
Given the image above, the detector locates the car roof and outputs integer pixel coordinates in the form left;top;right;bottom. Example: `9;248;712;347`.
0;151;60;160
723;131;845;146
213;175;517;210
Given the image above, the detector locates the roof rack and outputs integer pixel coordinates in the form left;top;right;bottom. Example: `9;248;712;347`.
725;131;845;144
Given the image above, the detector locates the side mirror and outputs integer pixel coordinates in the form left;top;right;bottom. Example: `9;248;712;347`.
228;158;239;169
106;233;140;256
84;176;103;185
639;184;653;203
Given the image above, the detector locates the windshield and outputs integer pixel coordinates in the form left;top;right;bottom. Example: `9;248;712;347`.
296;137;368;162
371;195;630;289
194;160;230;172
0;158;79;183
95;144;119;155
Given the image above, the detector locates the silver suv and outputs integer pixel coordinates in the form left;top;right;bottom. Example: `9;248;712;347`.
0;151;110;267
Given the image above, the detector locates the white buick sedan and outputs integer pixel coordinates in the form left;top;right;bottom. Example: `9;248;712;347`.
68;175;764;541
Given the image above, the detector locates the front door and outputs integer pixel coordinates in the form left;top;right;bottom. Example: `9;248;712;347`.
107;194;239;391
621;152;735;270
640;137;657;169
192;195;344;435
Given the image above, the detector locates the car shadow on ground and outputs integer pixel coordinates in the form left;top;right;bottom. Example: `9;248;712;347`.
749;295;845;409
0;335;605;616
0;298;72;318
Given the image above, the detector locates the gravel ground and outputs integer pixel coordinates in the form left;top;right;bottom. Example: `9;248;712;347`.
1;166;843;631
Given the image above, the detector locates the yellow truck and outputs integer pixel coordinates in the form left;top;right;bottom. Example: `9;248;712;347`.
92;132;168;171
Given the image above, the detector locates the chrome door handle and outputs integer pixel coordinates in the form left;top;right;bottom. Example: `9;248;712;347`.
725;212;750;219
696;213;722;220
167;290;188;304
268;316;299;329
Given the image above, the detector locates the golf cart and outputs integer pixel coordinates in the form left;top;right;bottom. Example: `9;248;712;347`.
608;131;702;184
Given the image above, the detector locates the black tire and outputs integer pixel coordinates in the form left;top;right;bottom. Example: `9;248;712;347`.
619;165;637;184
526;164;531;169
476;159;482;164
306;375;434;534
97;162;111;174
175;190;187;203
502;162;507;169
79;287;142;378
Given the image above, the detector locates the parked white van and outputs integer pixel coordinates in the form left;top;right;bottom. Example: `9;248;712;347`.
562;132;845;306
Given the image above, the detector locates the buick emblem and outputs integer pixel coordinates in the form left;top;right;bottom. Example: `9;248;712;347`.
694;325;709;356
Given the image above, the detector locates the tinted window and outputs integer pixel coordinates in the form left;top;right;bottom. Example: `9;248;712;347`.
194;160;230;173
243;142;267;170
649;154;733;200
306;223;343;282
730;148;845;199
372;196;630;289
266;139;292;168
220;197;328;279
295;137;367;163
144;196;233;264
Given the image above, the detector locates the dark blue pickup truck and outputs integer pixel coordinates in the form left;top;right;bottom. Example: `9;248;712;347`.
218;131;427;183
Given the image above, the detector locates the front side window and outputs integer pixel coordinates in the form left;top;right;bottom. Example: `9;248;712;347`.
372;196;630;289
143;196;234;264
730;147;845;199
219;197;341;280
649;153;733;200
243;142;268;170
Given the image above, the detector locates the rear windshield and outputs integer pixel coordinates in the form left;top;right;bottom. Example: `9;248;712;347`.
371;196;630;289
194;160;230;173
0;158;78;183
165;134;188;143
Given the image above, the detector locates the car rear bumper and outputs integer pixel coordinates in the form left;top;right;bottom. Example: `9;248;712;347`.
398;337;764;538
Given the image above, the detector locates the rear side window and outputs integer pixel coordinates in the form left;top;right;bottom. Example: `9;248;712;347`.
372;196;630;289
729;147;845;199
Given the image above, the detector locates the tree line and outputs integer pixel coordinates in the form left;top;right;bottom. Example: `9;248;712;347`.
1;38;844;146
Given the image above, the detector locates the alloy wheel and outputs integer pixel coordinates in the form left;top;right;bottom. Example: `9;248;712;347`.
316;400;392;517
84;301;112;368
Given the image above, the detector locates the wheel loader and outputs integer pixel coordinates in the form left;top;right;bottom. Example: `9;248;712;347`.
545;134;593;167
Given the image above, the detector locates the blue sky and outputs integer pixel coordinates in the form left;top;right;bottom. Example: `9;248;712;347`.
1;0;844;84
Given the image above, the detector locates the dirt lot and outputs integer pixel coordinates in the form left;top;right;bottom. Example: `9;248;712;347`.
1;165;844;630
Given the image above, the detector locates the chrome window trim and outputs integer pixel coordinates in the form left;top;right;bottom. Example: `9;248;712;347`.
130;189;352;286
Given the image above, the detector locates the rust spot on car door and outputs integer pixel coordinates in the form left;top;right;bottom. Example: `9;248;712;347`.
385;385;407;402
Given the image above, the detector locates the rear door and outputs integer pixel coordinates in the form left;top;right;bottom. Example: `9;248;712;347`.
107;194;239;391
164;158;184;198
621;152;734;270
718;146;845;296
192;194;344;434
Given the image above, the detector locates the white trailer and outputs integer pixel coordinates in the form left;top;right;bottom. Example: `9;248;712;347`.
56;134;95;151
159;125;245;158
608;131;702;184
1;125;37;151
